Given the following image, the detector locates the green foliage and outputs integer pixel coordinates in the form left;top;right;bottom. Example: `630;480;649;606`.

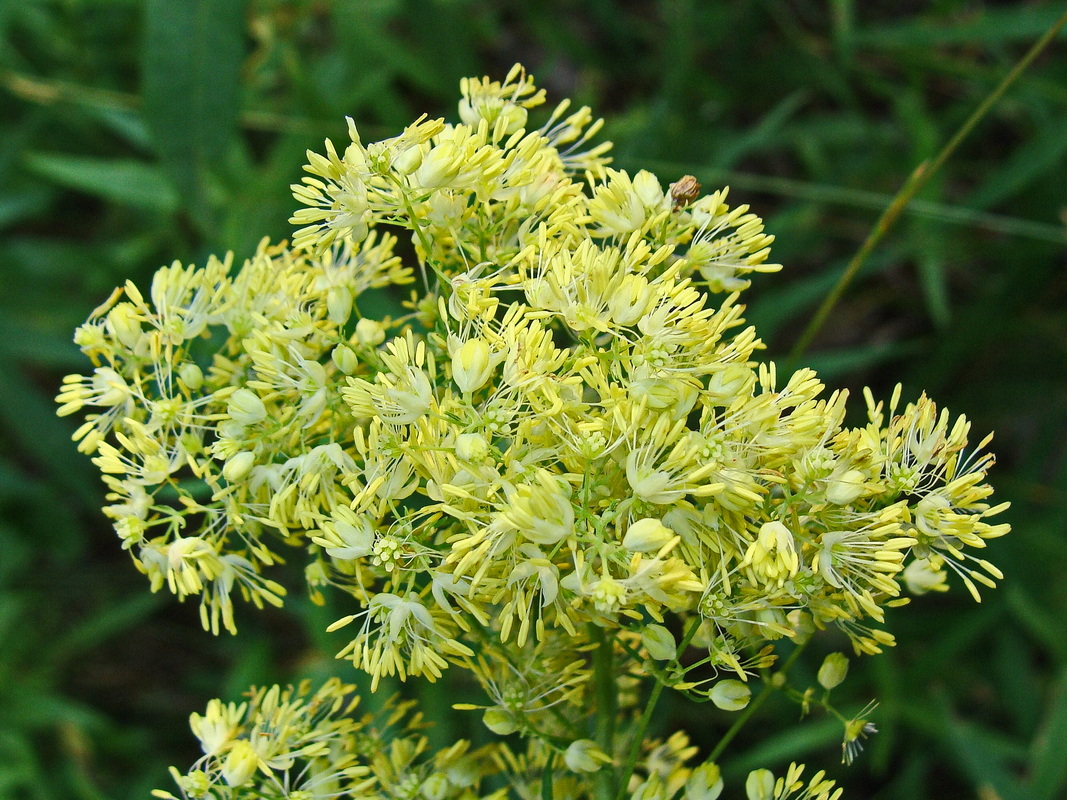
2;1;1065;798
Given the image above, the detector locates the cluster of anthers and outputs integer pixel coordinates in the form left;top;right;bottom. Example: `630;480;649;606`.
59;65;1008;799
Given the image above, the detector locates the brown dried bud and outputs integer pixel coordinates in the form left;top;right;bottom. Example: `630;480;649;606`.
669;174;701;208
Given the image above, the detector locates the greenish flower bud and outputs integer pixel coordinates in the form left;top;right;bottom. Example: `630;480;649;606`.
825;469;866;505
392;145;423;176
415;141;460;188
222;451;255;483
818;652;849;690
641;623;676;661
331;344;360;375
178;363;204;391
227;388;266;426
711;679;751;711
745;769;775;800
355;318;386;346
452;338;494;393
633;169;664;209
482;708;519;736
787;610;816;644
623;518;674;552
564;739;607;773
327;286;354;325
686;763;724;800
107;303;142;349
420;774;450;800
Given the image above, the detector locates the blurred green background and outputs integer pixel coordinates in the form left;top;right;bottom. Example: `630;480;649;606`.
2;1;1066;798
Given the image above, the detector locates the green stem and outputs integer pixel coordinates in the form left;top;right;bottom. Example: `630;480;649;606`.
788;7;1067;364
465;623;583;739
708;640;809;763
542;751;556;800
592;625;618;800
614;620;703;800
613;677;664;800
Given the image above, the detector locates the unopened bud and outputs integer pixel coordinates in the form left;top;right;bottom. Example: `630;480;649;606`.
710;679;751;711
686;762;723;800
623;518;674;552
227;388;266;426
178;363;204;391
452;338;494;393
641;624;677;661
482;708;519;736
107;303;142;349
222;451;255;483
331;344;360;375
355;318;386;347
745;769;775;800
818;652;849;690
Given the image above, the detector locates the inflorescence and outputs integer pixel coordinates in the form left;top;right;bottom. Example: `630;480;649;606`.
58;65;1008;799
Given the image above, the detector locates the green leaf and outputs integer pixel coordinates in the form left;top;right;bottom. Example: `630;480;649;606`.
1028;668;1067;799
965;110;1067;211
0;189;50;230
854;7;1067;48
22;153;178;212
941;712;1026;800
142;0;246;227
800;340;925;381
0;355;98;510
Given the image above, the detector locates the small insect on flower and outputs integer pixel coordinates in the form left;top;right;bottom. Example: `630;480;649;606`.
669;174;702;208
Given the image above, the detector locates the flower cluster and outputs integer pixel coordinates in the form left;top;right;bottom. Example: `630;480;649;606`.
59;65;1008;797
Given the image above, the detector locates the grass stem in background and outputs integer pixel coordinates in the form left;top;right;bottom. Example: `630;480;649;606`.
788;7;1067;364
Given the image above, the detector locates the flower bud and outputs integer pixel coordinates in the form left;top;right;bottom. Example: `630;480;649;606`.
91;367;130;407
331;344;360;375
745;769;775;800
623;518;674;552
420;774;450;800
392;145;423;176
826;469;866;505
415;141;460;188
609;274;651;327
710;679;751;711
482;708;519;736
227;388;266;426
107;302;142;350
452;338;494;393
327;286;354;325
641;624;676;661
222;451;255;483
633;170;664;209
178;363;204;391
817;652;849;690
221;740;260;787
903;557;949;595
686;763;724;800
787;610;816;644
355;318;386;346
564;739;608;773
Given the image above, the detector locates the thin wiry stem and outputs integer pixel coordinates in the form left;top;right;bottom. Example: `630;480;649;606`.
708;640;809;763
788;7;1067;364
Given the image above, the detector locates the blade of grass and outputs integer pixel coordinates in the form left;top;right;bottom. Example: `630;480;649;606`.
1027;667;1067;800
788;7;1067;364
142;0;245;231
23;153;178;213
